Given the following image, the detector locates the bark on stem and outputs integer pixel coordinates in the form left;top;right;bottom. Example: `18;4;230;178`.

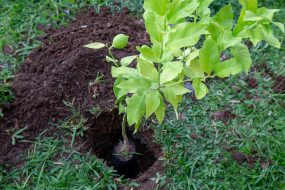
122;113;130;153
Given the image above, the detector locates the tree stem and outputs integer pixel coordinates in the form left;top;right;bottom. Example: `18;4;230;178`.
122;113;129;152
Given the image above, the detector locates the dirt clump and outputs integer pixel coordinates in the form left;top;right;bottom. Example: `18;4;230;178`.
0;8;148;165
273;76;285;94
246;76;258;88
212;110;236;124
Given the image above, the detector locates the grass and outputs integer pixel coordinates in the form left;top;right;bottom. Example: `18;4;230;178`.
1;0;285;189
156;70;285;189
0;132;130;190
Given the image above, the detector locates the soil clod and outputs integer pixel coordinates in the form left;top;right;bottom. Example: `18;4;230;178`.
273;76;285;94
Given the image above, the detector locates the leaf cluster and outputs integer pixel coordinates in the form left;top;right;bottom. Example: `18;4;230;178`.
86;0;284;129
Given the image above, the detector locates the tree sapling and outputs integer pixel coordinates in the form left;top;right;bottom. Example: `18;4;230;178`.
85;0;284;165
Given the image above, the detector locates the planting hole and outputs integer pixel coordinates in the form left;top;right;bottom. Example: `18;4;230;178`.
86;111;161;179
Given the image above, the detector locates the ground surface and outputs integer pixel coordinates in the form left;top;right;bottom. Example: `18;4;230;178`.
0;0;285;190
0;8;147;165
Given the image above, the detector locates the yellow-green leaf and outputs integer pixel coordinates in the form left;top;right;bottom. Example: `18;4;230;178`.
111;66;138;78
120;55;137;67
212;4;234;30
200;36;220;74
167;0;200;24
155;99;165;123
160;62;183;85
193;78;209;99
117;78;150;94
231;43;252;73
145;90;161;118
127;93;146;126
144;0;168;16
84;42;106;49
137;57;158;82
184;58;205;79
166;23;207;53
214;58;242;78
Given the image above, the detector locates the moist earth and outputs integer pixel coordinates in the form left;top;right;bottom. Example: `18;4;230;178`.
0;8;163;189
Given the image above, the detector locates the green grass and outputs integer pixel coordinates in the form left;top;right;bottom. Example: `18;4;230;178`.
0;132;132;190
1;0;285;189
156;71;285;189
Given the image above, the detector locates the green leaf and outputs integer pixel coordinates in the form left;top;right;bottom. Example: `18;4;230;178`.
243;8;280;23
184;58;205;79
162;87;181;111
137;57;158;82
185;48;200;66
160;62;183;85
231;43;252;73
257;7;280;21
119;103;126;114
111;66;139;78
273;22;285;33
193;78;208;99
207;21;224;40
246;25;265;46
167;0;200;24
168;83;191;95
137;45;161;63
199;36;220;74
214;58;242;78
144;0;168;16
154;99;165;123
106;55;118;64
144;11;164;44
265;34;281;49
117;78;150;94
217;30;242;50
212;4;234;30
113;78;127;100
166;23;207;53
239;0;258;12
112;34;129;49
261;25;281;48
120;55;137;67
84;42;106;49
134;120;141;133
247;24;281;48
145;90;161;118
127;93;146;126
198;0;214;18
243;10;264;21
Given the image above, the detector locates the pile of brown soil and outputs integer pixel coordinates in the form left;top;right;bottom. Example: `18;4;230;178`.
0;8;163;189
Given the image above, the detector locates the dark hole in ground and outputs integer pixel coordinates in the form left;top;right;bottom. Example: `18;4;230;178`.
86;111;160;179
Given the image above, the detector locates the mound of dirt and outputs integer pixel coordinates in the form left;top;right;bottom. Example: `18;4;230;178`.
0;8;148;164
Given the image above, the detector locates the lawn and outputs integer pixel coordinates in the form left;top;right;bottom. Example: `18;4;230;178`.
0;0;284;189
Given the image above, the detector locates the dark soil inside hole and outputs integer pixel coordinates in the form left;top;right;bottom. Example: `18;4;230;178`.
86;111;160;179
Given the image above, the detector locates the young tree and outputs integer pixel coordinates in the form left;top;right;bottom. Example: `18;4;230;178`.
85;0;284;158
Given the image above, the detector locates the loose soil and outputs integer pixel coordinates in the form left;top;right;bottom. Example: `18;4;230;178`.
273;76;285;94
246;76;258;88
0;8;163;189
212;110;236;124
231;150;273;169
